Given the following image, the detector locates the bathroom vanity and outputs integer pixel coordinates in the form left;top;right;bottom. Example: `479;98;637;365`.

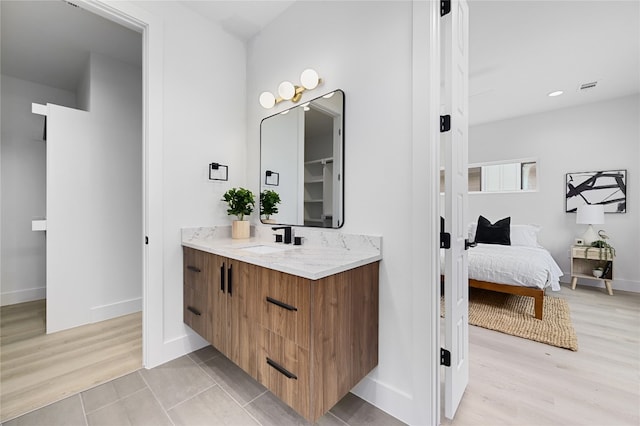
181;227;381;422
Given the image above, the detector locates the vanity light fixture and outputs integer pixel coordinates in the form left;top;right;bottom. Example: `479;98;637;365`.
548;90;564;97
209;162;229;181
259;68;323;109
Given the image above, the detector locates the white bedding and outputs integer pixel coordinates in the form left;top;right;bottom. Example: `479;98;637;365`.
442;244;563;291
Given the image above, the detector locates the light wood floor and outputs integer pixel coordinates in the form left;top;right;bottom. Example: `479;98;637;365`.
0;300;142;422
442;283;640;426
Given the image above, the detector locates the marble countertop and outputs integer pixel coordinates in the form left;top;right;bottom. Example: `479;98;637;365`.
181;227;382;280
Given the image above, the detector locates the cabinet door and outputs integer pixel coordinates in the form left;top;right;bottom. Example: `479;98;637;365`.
259;268;311;350
183;247;211;340
227;259;258;378
208;253;229;356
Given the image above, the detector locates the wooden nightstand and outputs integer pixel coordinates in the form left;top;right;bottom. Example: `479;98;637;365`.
570;246;614;295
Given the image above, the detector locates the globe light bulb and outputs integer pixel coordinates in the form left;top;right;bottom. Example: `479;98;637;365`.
300;68;319;90
259;91;276;109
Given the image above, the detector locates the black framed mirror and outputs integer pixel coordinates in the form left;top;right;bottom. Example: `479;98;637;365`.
260;89;344;228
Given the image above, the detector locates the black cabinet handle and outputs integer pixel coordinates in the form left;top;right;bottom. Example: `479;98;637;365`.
266;357;297;380
220;263;225;292
187;306;201;316
266;297;298;311
228;264;233;296
187;265;201;273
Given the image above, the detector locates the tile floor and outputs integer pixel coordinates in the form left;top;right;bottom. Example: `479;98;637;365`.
2;345;406;426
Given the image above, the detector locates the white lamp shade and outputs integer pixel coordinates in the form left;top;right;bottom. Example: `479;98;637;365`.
278;81;296;100
259;91;276;109
300;68;319;90
576;204;605;225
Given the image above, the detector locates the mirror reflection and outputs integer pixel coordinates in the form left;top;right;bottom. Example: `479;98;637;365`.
260;89;344;228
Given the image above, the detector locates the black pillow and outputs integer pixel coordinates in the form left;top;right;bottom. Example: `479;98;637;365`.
475;215;511;245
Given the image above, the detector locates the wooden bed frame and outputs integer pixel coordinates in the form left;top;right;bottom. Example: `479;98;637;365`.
469;279;544;320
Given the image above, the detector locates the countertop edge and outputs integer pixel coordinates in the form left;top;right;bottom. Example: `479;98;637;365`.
181;241;382;280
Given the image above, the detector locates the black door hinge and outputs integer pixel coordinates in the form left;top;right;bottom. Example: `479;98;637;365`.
441;348;451;366
440;232;451;249
440;0;451;17
145;236;149;245
440;115;451;132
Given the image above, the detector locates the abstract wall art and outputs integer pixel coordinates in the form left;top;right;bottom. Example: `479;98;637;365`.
566;169;627;213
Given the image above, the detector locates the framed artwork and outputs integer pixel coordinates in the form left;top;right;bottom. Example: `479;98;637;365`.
566;169;627;213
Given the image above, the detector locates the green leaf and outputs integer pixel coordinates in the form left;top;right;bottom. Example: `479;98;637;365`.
221;187;255;220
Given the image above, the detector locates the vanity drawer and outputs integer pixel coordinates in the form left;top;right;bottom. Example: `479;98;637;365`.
184;280;210;339
257;328;310;418
258;268;311;349
183;247;209;287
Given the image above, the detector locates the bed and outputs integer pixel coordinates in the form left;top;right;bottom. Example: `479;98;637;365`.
442;217;563;320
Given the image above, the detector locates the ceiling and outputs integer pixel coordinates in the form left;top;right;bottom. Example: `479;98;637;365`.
0;1;142;92
1;1;638;125
468;0;640;125
179;1;295;42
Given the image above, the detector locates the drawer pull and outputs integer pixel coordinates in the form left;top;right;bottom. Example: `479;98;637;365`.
187;306;201;316
266;357;297;380
228;265;233;296
187;265;201;273
266;297;297;311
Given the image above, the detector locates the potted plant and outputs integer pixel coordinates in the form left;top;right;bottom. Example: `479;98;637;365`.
592;266;604;278
585;230;616;260
260;190;281;224
222;187;255;239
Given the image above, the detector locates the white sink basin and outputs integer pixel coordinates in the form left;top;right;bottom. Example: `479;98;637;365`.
240;245;292;254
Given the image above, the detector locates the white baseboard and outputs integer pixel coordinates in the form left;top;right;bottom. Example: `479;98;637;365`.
90;297;142;323
0;287;46;306
143;327;209;370
351;374;414;425
561;276;639;293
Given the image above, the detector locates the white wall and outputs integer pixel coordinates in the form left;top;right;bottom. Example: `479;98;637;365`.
0;75;76;305
469;95;640;292
127;2;248;362
46;52;143;332
247;2;432;423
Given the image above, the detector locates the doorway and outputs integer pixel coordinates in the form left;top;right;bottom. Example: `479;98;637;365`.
0;1;144;420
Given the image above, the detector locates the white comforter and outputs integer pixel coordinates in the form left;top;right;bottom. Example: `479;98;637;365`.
468;244;563;291
441;244;563;291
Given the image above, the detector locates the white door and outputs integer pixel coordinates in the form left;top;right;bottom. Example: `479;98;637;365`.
442;0;470;419
46;100;142;334
46;104;95;333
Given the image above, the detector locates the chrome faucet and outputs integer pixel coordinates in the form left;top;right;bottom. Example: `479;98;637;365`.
272;226;293;244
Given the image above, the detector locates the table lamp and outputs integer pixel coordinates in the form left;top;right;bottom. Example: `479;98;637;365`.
576;204;604;245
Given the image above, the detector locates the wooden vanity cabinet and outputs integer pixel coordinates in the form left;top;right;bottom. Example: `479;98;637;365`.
183;248;259;377
183;246;379;423
207;252;259;378
256;262;379;422
183;247;213;342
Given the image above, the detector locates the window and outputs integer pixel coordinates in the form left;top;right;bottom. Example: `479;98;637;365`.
440;160;537;193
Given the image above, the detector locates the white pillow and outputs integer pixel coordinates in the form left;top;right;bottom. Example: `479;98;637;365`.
468;222;477;241
510;224;542;247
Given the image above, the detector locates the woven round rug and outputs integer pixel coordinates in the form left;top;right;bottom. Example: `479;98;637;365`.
442;287;578;351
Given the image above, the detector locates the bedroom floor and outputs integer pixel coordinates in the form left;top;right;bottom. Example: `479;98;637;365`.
442;282;640;426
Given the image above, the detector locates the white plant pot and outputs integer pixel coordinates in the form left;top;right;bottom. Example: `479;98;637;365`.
232;220;250;239
592;269;603;278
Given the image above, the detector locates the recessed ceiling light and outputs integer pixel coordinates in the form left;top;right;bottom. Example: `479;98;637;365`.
548;90;564;97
